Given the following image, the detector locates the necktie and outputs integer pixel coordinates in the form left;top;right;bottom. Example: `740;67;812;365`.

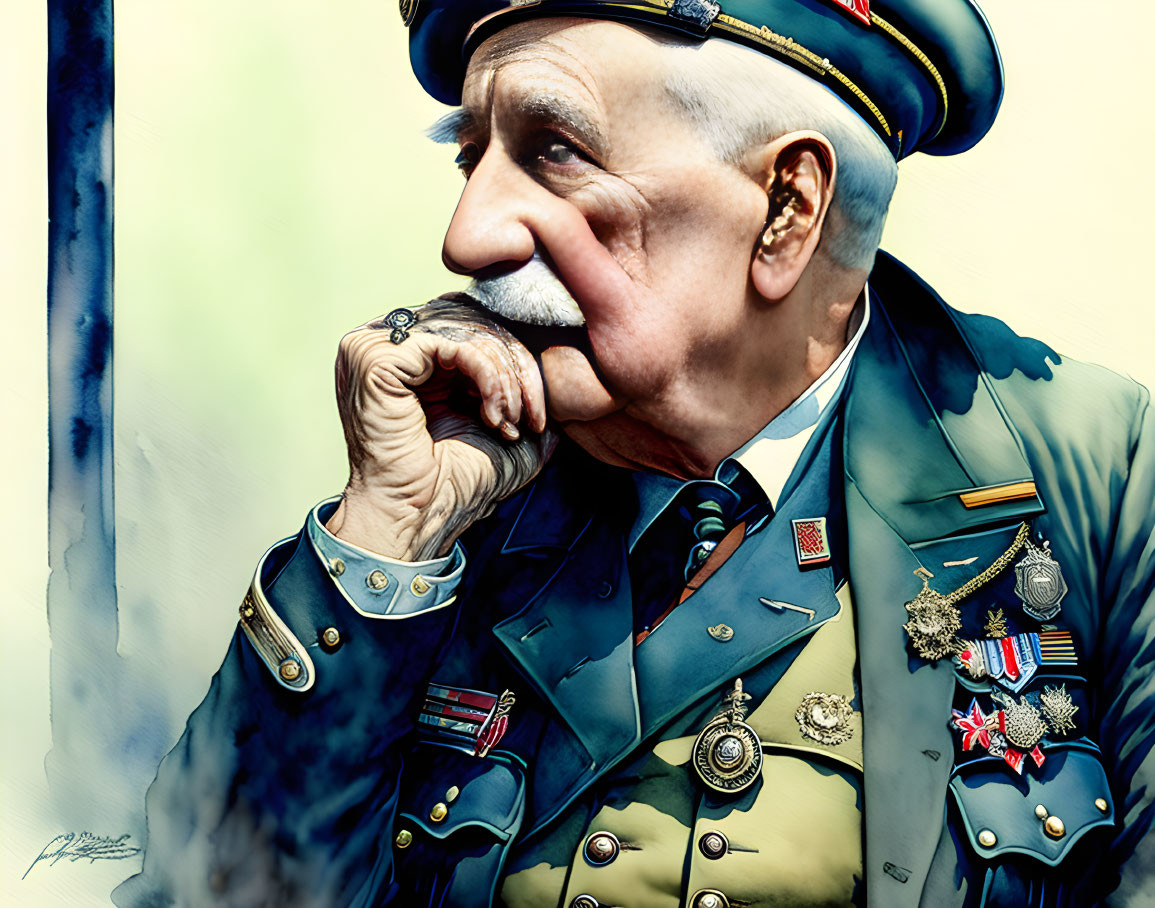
631;466;769;639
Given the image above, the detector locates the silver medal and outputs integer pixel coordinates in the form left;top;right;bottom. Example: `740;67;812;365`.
692;678;763;795
1013;540;1067;621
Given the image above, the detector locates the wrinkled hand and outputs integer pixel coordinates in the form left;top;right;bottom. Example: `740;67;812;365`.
326;295;556;561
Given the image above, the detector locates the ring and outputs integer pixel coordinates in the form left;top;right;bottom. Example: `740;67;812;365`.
383;308;417;344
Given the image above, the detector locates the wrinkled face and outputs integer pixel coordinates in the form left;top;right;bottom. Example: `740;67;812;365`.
442;19;770;440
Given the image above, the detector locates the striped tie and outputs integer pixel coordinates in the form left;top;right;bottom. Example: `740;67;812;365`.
631;467;768;638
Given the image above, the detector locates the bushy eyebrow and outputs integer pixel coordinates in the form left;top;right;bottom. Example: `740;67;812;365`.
426;108;476;144
426;93;608;158
516;91;607;156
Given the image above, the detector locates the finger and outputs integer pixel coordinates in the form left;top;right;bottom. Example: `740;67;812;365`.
435;341;508;429
506;338;547;434
442;330;524;436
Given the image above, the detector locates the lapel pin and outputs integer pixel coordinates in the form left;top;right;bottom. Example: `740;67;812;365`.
708;623;735;642
759;597;816;621
791;517;831;567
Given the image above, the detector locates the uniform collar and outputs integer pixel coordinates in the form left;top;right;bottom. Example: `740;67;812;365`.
629;287;871;550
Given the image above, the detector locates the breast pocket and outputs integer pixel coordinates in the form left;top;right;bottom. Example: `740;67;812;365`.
391;742;527;908
949;743;1114;868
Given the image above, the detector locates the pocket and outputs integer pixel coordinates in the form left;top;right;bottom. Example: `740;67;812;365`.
391;742;527;907
948;743;1114;867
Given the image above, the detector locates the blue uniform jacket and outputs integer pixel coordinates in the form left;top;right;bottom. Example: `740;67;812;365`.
113;253;1155;907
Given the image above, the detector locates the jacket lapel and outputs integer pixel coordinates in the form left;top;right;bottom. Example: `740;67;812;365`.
633;413;843;738
848;253;1046;906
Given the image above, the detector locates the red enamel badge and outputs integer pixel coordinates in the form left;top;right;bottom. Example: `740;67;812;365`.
823;0;871;26
792;517;832;566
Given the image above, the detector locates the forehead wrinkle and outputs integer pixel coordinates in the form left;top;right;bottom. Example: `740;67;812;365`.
471;30;610;145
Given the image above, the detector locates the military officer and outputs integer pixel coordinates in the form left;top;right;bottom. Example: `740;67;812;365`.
114;2;1155;906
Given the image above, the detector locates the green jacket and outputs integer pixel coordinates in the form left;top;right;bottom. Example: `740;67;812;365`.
113;252;1155;907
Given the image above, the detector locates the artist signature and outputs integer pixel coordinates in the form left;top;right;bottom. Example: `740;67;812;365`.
23;832;141;879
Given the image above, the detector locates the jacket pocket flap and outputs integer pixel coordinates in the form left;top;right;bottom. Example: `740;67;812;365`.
949;745;1114;867
398;742;526;842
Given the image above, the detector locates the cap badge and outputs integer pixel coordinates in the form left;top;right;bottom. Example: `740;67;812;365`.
669;0;721;32
823;0;871;27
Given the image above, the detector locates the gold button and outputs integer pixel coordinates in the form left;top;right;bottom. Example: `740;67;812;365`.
1044;815;1066;839
328;557;346;577
278;658;301;682
1095;798;1109;814
691;890;730;908
977;829;997;848
320;627;341;650
411;575;432;596
1034;804;1048;820
394;828;413;849
429;802;448;822
445;785;460;804
366;570;389;591
698;830;728;860
240;604;255;619
583;831;620;866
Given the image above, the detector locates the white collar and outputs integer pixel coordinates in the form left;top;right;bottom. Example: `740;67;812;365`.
629;287;871;549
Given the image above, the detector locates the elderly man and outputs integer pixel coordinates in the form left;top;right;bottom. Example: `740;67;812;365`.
114;2;1155;906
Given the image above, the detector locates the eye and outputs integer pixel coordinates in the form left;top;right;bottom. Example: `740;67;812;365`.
540;141;578;166
455;142;481;178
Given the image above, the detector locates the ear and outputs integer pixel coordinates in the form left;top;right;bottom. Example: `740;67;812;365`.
750;130;837;302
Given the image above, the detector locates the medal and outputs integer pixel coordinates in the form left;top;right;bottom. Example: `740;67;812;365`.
955;630;1077;692
950;685;1078;776
795;692;854;745
1038;683;1079;735
1014;539;1067;621
903;523;1031;663
983;608;1008;638
419;684;516;758
692;678;763;795
951;695;1046;775
903;568;963;661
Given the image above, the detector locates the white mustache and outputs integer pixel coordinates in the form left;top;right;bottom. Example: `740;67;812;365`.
466;254;586;327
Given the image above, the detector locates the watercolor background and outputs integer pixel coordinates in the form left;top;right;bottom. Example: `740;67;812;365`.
3;1;1154;904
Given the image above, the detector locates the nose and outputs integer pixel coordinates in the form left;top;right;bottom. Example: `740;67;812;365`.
441;149;540;277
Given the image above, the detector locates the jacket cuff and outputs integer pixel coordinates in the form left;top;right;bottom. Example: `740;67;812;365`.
238;504;463;694
306;496;464;618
